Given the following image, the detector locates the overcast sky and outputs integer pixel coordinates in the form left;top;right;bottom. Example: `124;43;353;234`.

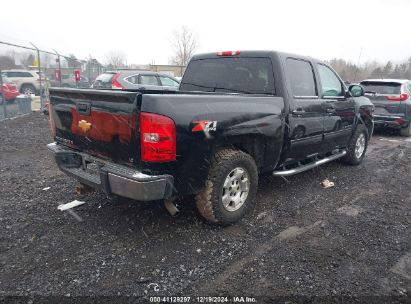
0;0;410;65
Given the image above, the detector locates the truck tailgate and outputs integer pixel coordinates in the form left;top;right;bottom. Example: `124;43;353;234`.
49;88;140;165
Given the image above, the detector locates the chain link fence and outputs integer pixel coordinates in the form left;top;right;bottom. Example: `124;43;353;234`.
0;38;186;120
0;39;105;120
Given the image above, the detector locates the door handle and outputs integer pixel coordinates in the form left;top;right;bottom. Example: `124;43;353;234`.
292;109;305;117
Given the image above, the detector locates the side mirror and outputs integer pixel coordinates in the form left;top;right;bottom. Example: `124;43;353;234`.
348;84;364;97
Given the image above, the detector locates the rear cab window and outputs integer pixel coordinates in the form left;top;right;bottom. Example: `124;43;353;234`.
180;57;275;95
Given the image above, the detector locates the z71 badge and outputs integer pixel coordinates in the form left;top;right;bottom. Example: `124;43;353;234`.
192;120;217;132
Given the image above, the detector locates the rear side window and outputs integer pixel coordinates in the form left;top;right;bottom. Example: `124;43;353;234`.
139;75;159;86
180;57;275;95
159;76;179;87
286;58;317;97
360;81;402;95
125;75;138;84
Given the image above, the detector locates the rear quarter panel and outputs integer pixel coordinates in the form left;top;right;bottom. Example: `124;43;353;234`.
141;93;285;195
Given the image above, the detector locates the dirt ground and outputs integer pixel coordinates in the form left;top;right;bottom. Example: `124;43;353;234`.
0;113;410;303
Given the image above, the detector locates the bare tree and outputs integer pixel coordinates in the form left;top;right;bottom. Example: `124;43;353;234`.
169;26;198;66
104;50;127;68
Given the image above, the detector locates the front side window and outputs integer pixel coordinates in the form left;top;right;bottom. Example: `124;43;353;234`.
286;58;317;97
159;76;179;87
317;64;343;97
18;72;34;77
139;75;159;86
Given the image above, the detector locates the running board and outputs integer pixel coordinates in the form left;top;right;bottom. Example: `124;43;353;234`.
273;150;347;177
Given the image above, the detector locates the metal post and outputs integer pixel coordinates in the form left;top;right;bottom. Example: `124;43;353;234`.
0;67;6;119
53;49;62;86
30;42;43;108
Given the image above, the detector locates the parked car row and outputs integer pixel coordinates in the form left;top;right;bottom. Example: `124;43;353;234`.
91;71;180;91
1;68;182;98
48;74;91;89
1;69;43;95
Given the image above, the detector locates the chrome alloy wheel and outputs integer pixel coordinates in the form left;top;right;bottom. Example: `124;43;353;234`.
355;133;366;159
221;167;250;212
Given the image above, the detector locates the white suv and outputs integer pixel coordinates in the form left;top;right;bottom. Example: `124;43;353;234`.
2;70;42;95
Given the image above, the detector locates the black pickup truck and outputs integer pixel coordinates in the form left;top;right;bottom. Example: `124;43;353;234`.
47;50;374;225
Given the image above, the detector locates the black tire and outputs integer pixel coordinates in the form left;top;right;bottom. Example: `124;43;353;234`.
195;148;258;226
400;124;411;137
342;124;368;165
20;84;36;95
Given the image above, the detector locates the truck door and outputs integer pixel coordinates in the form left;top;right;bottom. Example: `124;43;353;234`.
316;63;355;151
285;57;325;161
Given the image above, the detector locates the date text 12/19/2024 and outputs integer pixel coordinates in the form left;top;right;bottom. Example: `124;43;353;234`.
149;296;257;303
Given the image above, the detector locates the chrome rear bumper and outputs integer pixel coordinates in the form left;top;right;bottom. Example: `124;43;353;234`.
47;142;174;201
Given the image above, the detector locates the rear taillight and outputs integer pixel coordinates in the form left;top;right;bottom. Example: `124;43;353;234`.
217;51;240;56
111;73;123;89
395;118;406;126
386;93;409;101
140;112;176;162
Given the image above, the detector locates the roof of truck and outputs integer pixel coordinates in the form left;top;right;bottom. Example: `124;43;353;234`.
191;50;320;63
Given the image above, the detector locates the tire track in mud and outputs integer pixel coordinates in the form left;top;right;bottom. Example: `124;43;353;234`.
199;220;326;293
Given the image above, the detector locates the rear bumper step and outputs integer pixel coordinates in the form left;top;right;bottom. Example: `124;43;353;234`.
47;142;174;201
273;151;347;177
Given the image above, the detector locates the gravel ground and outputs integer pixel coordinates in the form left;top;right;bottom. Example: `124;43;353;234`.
0;113;410;303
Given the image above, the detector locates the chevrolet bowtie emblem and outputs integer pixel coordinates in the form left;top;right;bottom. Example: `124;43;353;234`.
78;120;92;132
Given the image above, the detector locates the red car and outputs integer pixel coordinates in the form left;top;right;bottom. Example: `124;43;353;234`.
1;75;20;102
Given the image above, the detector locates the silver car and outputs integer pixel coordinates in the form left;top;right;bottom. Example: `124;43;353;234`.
91;70;180;91
360;79;411;136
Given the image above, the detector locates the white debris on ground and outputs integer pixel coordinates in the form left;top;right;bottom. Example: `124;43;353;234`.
57;200;86;211
42;187;50;191
320;179;335;189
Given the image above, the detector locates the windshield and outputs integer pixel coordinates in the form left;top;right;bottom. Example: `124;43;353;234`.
180;57;275;95
361;81;402;95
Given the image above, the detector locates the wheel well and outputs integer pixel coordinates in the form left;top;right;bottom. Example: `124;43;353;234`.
215;136;265;170
20;83;36;92
358;109;373;139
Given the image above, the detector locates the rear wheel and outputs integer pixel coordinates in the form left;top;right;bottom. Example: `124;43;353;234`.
195;148;258;225
342;124;368;165
400;123;411;137
21;84;36;96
